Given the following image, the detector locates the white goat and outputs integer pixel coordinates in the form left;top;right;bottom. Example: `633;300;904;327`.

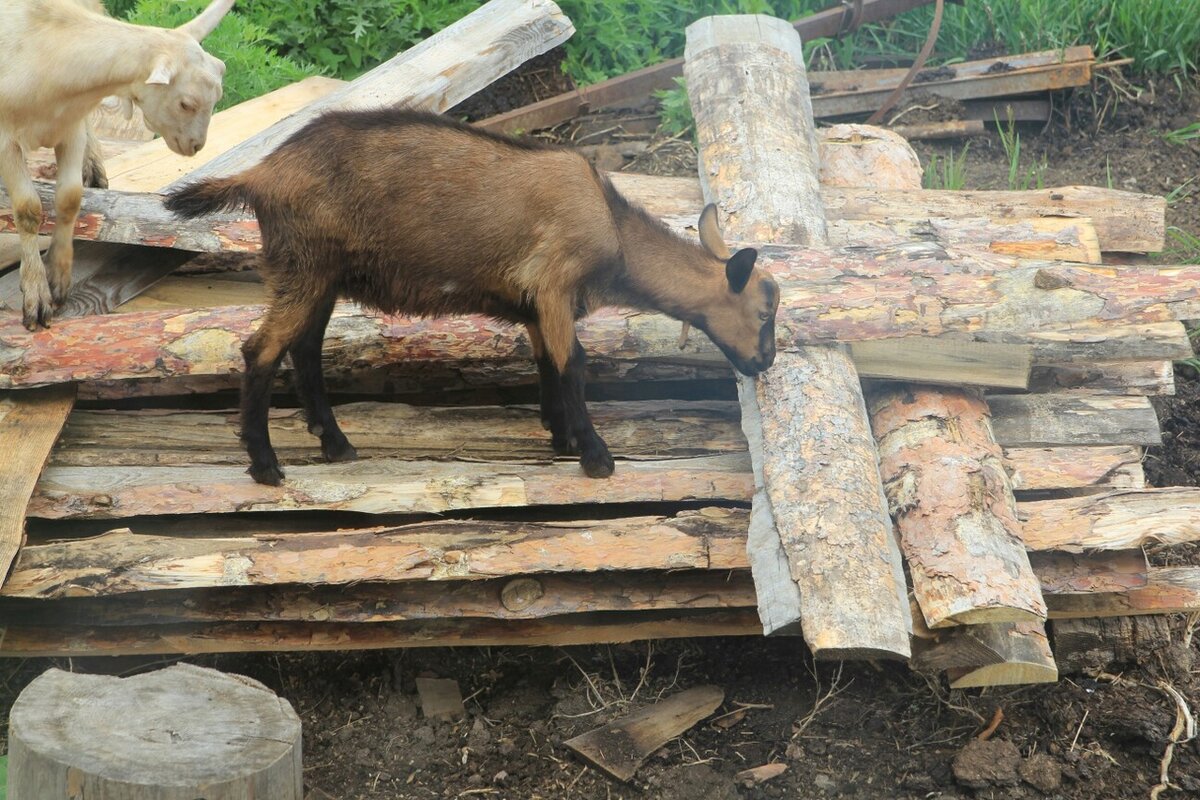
0;0;232;329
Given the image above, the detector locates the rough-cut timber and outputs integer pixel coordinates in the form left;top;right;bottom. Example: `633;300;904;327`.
608;173;1166;254
0;386;75;582
1051;615;1174;673
167;0;574;188
684;14;909;658
0;571;762;626
987;395;1161;447
870;385;1046;628
1028;360;1175;396
913;619;1058;688
5;247;1197;390
1005;447;1145;494
1046;567;1200;619
1021;489;1200;552
1030;550;1148;595
564;686;724;781
0;609;765;657
26;454;753;520
8;664;302;799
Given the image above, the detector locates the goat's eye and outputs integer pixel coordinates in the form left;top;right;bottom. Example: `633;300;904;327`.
758;311;771;322
179;100;194;112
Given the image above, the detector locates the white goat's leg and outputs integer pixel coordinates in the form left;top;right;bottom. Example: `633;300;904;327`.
0;139;52;329
47;124;89;308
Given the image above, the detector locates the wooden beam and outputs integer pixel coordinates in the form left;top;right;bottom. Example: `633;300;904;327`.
826;215;1102;263
1031;550;1148;595
1005;446;1145;494
987;395;1161;447
870;385;1045;628
1051;615;1173;673
0;609;765;657
610;173;1166;254
26;454;753;520
1046;568;1200;618
913;619;1058;688
684;14;909;658
168;0;574;188
0;386;76;585
1027;360;1175;396
1022;490;1200;552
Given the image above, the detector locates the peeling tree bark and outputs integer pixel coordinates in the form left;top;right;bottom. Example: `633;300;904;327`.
869;385;1046;628
683;13;909;658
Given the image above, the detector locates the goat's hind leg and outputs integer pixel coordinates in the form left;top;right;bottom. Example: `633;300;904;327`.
241;290;326;485
289;295;357;463
47;124;89;307
0;140;52;329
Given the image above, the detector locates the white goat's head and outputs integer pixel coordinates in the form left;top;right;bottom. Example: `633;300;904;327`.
128;0;231;156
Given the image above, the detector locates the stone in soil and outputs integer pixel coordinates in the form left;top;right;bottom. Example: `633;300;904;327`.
953;738;1022;788
1020;754;1064;793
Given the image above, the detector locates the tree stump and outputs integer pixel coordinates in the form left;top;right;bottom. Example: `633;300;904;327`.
9;663;302;800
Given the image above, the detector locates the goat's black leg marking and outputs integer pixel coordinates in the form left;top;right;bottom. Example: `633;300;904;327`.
545;337;613;478
240;292;323;485
288;295;356;463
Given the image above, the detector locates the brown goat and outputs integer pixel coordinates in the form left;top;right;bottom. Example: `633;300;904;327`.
166;109;779;485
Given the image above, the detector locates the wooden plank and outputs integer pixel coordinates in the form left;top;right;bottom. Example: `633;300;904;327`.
914;620;1058;688
0;386;76;584
1051;615;1173;673
4;510;750;598
987;395;1161;447
684;14;909;658
1031;550;1149;595
610;173;1166;254
811;58;1094;119
1021;489;1200;552
6;249;1197;393
170;0;575;188
26;454;753;520
1046;568;1200;617
0;571;761;626
104;77;345;193
828;216;1102;263
1027;360;1174;396
0;610;765;657
1005;446;1145;493
564;686;724;781
870;385;1045;628
473;0;938;135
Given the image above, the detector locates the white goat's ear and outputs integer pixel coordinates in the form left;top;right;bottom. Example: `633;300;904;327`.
145;56;174;86
698;203;732;260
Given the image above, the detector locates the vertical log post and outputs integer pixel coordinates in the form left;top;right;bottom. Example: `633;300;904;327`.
684;14;910;659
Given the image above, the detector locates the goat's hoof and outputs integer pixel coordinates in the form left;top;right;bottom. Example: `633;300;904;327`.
581;447;615;479
249;462;286;486
552;434;579;456
22;289;54;330
322;437;358;463
50;281;71;308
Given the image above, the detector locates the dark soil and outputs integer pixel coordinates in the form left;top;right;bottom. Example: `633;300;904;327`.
4;62;1200;800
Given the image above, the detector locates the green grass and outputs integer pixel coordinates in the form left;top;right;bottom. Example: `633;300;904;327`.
994;110;1047;190
923;143;970;190
1164;122;1200;144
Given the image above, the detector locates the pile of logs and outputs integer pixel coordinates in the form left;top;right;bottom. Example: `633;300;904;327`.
0;0;1197;688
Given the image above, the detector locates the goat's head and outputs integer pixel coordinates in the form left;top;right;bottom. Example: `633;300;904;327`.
691;204;779;377
129;0;230;156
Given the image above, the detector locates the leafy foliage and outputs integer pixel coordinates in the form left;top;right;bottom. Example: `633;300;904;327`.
922;143;970;190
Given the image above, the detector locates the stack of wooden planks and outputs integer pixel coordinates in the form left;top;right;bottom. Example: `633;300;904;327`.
0;3;1196;688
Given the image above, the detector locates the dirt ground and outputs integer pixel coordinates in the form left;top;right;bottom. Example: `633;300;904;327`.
3;57;1200;800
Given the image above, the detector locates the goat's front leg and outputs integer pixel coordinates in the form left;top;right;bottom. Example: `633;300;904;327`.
0;139;52;329
531;302;614;479
46;124;89;309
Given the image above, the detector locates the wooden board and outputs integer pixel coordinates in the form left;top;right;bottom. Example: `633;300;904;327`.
913;620;1058;688
609;173;1166;254
1047;567;1200;619
1021;490;1200;552
1027;360;1175;396
0;609;765;657
26;454;754;520
987;395;1161;447
1005;446;1145;494
0;386;76;584
168;0;575;188
1030;550;1149;595
5;251;1198;391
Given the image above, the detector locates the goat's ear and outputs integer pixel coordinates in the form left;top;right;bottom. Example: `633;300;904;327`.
698;203;732;260
145;56;174;86
725;248;758;294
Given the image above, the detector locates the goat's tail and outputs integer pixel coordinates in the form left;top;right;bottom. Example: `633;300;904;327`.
164;176;255;219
